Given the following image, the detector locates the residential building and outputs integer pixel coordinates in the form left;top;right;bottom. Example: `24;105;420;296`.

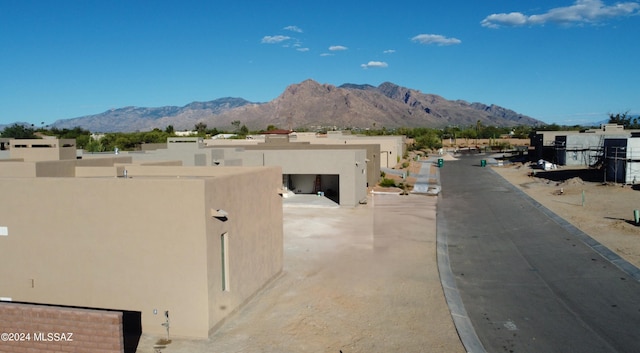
0;139;284;339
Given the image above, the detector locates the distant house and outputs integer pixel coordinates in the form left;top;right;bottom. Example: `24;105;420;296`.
9;138;76;161
124;136;375;206
531;124;638;166
603;135;640;184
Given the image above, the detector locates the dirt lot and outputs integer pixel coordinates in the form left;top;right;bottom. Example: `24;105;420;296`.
492;162;640;268
137;195;464;353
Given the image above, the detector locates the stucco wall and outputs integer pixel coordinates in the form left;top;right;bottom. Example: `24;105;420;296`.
241;144;380;188
0;155;284;338
263;149;367;206
0;177;210;338
76;156;133;166
9;139;76;161
203;170;284;332
0;162;36;177
206;148;369;206
291;133;403;168
34;160;77;177
0;157;138;178
563;134;607;166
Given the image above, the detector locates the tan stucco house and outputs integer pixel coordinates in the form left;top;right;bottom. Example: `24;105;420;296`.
0;139;284;339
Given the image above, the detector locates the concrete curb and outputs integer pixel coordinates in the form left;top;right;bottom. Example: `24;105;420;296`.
437;204;487;353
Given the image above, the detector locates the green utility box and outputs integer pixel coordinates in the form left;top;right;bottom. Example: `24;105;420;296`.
480;160;487;167
437;158;444;168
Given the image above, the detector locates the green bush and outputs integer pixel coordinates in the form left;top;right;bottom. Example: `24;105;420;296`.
379;178;396;187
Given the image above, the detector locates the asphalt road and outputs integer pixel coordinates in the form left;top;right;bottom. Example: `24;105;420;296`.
438;154;640;353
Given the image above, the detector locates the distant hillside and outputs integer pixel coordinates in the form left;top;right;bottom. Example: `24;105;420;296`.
51;98;255;132
50;80;544;132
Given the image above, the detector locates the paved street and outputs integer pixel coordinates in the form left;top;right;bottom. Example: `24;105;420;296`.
438;154;640;353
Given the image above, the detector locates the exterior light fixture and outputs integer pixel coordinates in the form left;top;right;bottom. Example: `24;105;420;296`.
211;209;229;221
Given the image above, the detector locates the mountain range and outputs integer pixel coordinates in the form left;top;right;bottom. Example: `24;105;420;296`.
49;79;544;132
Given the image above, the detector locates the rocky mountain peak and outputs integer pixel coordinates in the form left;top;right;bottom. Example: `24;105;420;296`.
49;79;544;132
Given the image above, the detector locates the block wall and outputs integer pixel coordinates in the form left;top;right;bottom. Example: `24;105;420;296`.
0;302;123;353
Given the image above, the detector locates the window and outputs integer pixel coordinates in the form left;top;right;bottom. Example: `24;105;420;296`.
221;233;230;291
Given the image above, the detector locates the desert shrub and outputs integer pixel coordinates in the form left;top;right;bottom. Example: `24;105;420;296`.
379;178;396;187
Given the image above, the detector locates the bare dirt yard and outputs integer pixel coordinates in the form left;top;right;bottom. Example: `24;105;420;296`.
492;162;640;268
137;195;464;353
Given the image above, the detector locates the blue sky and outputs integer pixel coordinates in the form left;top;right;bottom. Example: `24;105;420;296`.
1;0;639;127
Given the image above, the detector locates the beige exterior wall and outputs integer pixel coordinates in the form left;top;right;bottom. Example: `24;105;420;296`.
290;132;405;168
241;144;380;189
121;140;373;206
204;131;406;169
0;162;37;177
9;139;76;161
263;149;368;206
206;148;369;206
77;156;133;166
203;172;284;331
0;160;76;177
0;156;136;178
0;166;284;339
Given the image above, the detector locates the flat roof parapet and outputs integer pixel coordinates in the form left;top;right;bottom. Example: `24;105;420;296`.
167;137;204;150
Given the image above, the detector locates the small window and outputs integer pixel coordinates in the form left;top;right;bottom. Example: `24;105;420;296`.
221;233;230;291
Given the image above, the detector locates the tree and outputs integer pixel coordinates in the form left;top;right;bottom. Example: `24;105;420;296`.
413;130;442;150
480;125;503;139
442;126;461;142
85;138;104;153
609;112;639;129
165;125;175;134
75;135;90;149
239;124;249;135
0;124;37;138
194;122;207;135
205;127;220;136
460;128;477;145
511;125;532;139
231;120;241;132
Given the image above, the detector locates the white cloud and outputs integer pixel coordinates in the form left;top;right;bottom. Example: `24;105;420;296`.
297;47;310;52
481;0;640;28
329;45;348;51
383;49;396;54
320;53;334;57
411;34;461;46
481;12;529;28
261;35;291;44
284;25;303;33
360;61;388;69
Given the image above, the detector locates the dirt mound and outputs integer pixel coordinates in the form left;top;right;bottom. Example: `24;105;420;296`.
561;177;585;185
